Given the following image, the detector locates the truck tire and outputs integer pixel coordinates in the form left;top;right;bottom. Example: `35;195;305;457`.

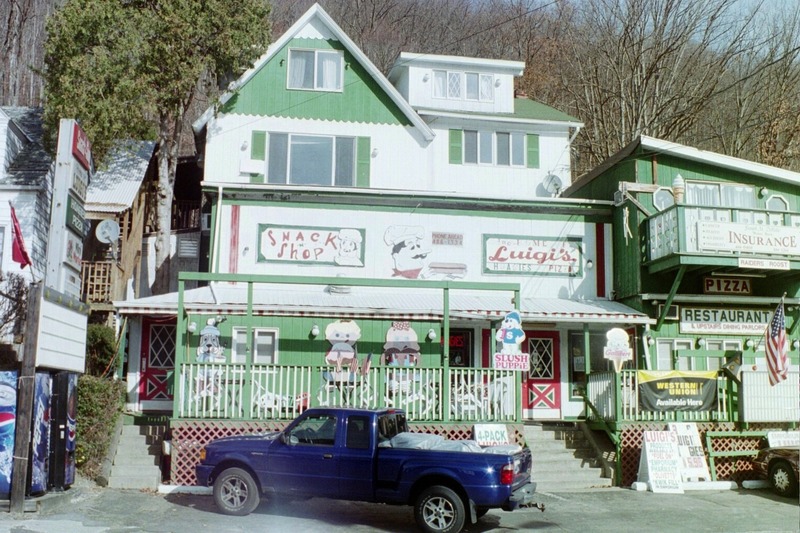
414;485;466;533
213;467;261;516
769;460;799;497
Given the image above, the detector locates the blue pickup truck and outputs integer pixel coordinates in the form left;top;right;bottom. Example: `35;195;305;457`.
196;407;539;533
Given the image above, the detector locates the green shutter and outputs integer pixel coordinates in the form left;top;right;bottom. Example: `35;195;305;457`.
251;131;266;161
449;129;462;164
526;134;540;169
356;137;371;187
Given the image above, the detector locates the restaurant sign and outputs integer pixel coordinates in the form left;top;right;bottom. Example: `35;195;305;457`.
680;307;770;334
483;234;582;276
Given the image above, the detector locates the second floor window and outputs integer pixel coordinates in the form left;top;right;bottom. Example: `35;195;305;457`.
433;70;494;102
685;181;755;209
463;130;525;166
268;134;355;186
288;49;343;91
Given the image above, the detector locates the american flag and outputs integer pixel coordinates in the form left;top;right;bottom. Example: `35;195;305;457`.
765;302;788;386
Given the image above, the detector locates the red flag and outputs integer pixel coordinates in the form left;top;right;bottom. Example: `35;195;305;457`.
9;202;32;269
765;302;788;386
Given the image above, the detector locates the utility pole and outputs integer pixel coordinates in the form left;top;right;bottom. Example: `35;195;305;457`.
10;281;42;513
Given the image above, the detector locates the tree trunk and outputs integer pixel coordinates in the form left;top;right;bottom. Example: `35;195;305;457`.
151;111;182;295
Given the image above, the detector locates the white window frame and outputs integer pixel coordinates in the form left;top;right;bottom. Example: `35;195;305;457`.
232;327;279;365
655;338;694;370
685;180;755;209
433;70;494;102
267;133;356;186
287;49;344;92
463;130;525;167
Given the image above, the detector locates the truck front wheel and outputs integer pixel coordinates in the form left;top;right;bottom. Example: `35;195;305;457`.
213;467;261;516
414;485;466;533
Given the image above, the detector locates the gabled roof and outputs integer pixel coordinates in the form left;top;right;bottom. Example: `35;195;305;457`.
86;141;155;214
0;106;52;189
192;3;434;141
569;135;800;193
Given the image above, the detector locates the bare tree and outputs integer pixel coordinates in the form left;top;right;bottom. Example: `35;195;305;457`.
523;0;766;174
0;273;28;343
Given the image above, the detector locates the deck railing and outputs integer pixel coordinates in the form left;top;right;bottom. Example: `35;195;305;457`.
587;370;731;423
176;363;518;422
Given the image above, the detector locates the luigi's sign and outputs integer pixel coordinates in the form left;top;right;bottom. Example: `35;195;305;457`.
638;371;717;412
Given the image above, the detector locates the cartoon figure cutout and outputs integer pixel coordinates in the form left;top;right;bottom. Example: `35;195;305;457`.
334;228;363;267
325;320;361;372
385;225;431;279
197;318;226;364
496;311;526;354
196;317;226;400
382;321;420;367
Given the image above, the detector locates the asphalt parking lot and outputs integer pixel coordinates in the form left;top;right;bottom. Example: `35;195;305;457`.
0;480;797;533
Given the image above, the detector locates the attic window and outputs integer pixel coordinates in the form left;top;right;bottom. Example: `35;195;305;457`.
288;49;343;91
433;70;494;102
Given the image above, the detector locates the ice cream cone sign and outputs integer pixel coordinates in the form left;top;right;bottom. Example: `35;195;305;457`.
603;328;633;372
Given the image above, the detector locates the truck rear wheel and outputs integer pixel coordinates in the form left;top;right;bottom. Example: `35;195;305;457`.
414;485;466;533
213;467;261;516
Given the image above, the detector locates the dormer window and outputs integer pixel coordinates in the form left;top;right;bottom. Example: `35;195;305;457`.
433;70;494;102
288;49;343;91
685;181;755;208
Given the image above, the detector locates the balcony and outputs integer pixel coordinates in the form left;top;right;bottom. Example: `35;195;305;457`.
647;205;800;276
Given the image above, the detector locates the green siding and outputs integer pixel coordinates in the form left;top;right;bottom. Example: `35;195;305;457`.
356;137;370;187
526;134;540;169
449;129;462;164
222;38;410;126
185;315;440;367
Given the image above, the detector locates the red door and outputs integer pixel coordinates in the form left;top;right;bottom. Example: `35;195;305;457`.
522;330;561;420
139;317;176;405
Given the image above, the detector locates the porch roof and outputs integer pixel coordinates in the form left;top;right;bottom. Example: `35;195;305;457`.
114;284;652;325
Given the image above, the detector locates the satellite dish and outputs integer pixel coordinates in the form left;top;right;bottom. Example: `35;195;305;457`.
95;219;120;244
543;174;563;196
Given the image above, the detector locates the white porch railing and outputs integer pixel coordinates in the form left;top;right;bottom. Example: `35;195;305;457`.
176;363;518;422
587;370;731;423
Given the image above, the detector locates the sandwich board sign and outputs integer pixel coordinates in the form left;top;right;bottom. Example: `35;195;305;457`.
637;431;683;493
668;422;711;481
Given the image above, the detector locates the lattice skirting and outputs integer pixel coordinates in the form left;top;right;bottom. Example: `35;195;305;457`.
620;422;776;487
170;420;525;486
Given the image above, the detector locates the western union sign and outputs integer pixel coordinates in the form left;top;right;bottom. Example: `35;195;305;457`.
680;307;770;334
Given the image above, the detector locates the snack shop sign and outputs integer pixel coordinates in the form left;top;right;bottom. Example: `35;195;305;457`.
680;307;770;335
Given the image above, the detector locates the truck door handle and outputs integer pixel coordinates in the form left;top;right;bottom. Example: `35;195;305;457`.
323;454;333;459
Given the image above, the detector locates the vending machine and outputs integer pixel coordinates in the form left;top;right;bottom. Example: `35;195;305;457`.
49;372;77;490
0;370;18;497
30;372;52;495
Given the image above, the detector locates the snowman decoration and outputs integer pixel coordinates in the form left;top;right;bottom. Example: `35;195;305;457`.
496;310;526;354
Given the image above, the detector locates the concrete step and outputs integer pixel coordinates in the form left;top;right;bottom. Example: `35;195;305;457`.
108;423;166;491
523;422;612;491
107;472;162;490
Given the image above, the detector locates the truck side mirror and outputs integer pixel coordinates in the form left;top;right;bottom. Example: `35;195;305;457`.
281;432;299;446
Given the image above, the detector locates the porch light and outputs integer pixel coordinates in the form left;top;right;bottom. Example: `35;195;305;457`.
759;187;768;197
745;339;754;349
187;322;197;334
422;73;429;82
793;339;799;350
585;259;594;270
310;324;320;338
696;338;705;348
427;328;437;341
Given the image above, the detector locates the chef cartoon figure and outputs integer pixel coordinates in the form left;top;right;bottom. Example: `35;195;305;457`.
384;225;431;279
334;228;364;267
496;310;525;354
